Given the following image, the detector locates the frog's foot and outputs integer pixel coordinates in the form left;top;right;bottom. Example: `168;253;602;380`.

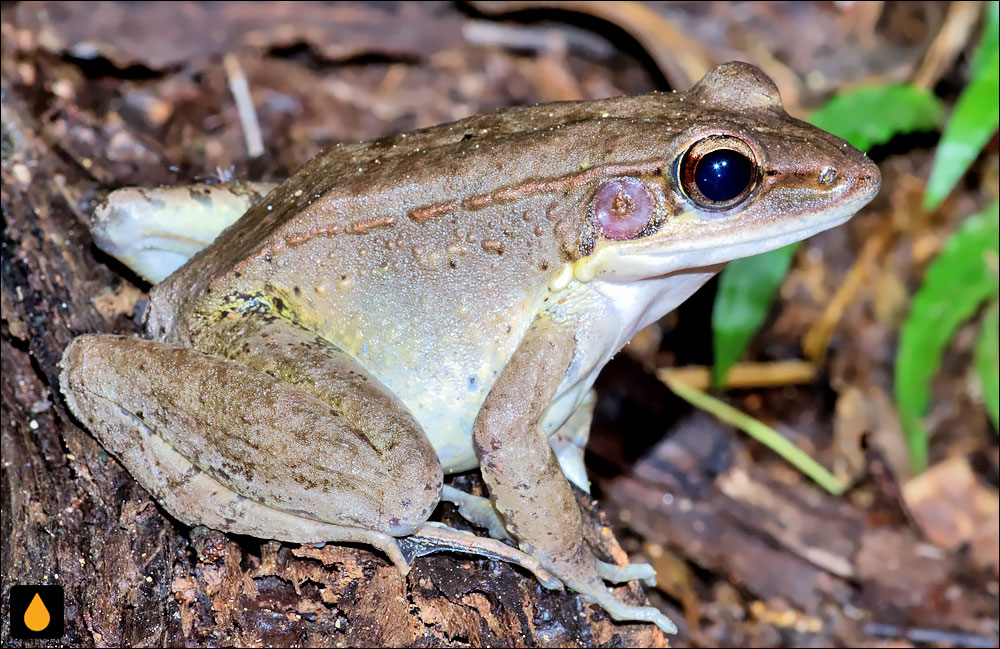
399;522;562;590
309;533;411;574
92;182;276;283
567;573;678;635
440;485;512;542
597;559;657;587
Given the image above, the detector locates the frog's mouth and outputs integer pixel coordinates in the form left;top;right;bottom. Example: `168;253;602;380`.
659;206;856;267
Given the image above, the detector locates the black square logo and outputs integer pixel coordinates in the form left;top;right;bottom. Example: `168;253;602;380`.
9;585;64;639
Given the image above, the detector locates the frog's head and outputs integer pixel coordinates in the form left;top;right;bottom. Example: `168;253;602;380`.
572;61;880;283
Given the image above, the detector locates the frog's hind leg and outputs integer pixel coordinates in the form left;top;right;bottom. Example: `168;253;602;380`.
196;314;576;588
61;341;411;571
91;182;276;283
63;314;601;601
60;318;442;570
400;523;560;589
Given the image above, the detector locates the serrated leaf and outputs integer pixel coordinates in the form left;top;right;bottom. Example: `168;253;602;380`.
809;84;943;152
895;203;1000;472
711;244;797;387
924;2;1000;209
975;298;999;431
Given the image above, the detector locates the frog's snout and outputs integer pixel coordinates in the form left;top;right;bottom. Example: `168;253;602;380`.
845;155;882;206
817;149;881;208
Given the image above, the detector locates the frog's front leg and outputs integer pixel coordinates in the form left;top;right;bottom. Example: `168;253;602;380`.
550;388;596;493
442;391;595;537
473;317;677;634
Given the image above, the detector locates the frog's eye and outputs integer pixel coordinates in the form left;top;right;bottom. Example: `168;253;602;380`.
677;136;757;210
592;177;655;240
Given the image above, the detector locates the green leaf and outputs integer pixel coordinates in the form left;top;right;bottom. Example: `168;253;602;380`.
663;374;845;496
924;55;1000;209
809;84;943;152
895;203;1000;472
711;244;797;387
972;1;1000;80
924;3;1000;210
975;298;999;431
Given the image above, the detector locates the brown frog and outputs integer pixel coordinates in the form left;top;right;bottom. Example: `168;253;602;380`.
61;62;880;633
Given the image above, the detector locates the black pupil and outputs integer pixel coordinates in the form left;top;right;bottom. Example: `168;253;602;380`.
694;148;752;202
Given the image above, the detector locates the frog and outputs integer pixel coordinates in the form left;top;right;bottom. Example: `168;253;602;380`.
60;62;879;634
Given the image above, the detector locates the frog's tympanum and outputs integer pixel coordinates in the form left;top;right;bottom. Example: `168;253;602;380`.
61;63;879;633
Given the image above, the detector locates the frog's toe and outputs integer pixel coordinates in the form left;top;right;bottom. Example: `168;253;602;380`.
580;585;678;635
559;567;676;634
439;485;512;542
596;560;657;587
362;533;412;575
400;523;563;590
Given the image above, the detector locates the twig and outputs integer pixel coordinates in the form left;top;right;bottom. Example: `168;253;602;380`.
656;360;817;391
864;622;997;648
910;1;983;90
223;53;264;158
802;218;894;363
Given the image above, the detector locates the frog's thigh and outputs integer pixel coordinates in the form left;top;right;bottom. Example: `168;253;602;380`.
92;182;276;283
473;318;677;634
61;330;441;542
197;314;444;530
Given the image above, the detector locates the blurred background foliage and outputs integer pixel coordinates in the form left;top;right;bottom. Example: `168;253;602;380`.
704;1;999;481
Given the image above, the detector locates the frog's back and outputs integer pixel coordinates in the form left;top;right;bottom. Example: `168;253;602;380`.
149;89;700;329
150;63;809;329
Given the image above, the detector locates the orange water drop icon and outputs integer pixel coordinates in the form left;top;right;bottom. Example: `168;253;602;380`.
24;592;51;632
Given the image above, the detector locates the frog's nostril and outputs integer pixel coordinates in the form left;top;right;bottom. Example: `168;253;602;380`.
851;161;882;202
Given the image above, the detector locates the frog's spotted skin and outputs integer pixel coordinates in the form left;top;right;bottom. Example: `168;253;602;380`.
61;62;879;634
